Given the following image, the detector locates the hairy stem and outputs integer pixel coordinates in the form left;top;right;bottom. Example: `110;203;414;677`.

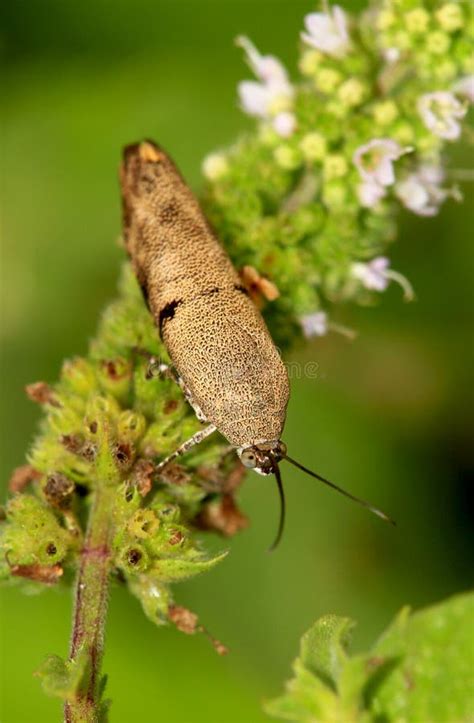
64;482;115;722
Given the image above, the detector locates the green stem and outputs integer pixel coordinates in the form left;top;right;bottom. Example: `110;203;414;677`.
64;483;115;723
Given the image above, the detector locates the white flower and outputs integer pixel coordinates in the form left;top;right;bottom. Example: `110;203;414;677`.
236;36;293;119
418;91;467;141
353;138;406;187
352;257;390;291
453;76;474;104
395;165;448;217
300;311;328;338
238;81;272;117
300;311;357;340
272;111;296;138
352;257;414;300
357;181;387;208
301;5;350;58
236;35;288;85
383;47;401;64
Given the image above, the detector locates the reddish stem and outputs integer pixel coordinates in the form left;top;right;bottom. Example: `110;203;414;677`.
64;485;114;722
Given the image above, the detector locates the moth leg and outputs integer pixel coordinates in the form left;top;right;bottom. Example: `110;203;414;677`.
145;357;178;383
181;385;208;423
155;424;217;472
136;349;209;423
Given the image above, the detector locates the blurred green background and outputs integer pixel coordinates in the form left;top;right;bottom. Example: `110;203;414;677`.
1;1;473;721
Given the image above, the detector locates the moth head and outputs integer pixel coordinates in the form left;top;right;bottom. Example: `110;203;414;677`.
237;439;394;552
238;440;287;476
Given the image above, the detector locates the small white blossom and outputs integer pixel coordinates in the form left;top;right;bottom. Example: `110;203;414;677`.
300;311;356;340
395;165;448;216
301;5;350;58
352;257;414;300
272;111;296;138
453;76;474;104
236;36;293;120
418;91;467;141
300;311;328;338
238;81;272;117
352;257;390;291
353;138;406;187
236;35;288;85
357;181;387;208
383;47;401;64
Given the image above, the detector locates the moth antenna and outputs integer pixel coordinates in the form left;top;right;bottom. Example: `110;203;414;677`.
268;462;286;552
284;455;396;526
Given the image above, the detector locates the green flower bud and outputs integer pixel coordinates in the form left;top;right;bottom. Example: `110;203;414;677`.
337;78;368;107
86;395;121;429
2;495;72;567
114;482;142;523
299;132;327;162
97;358;132;403
202;153;229;181
61;358;97;396
127;509;160;539
153;503;181;523
436;3;464;32
323;155;348;180
392;121;415;144
433;59;458;82
426;31;451;55
372;100;399;126
119;543;150;574
325;100;347;119
393;30;412;49
117;410;147;444
299;49;323;76
291;206;326;236
258;123;280;147
322;181;347;208
273;145;302;171
417;134;442;153
405;8;430;34
376;9;396;31
314;68;343;94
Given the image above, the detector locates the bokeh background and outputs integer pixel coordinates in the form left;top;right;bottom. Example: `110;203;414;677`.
1;1;473;721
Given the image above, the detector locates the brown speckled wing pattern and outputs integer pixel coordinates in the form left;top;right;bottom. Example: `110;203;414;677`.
120;140;290;448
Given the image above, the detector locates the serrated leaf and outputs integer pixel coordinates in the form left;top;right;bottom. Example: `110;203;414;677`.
300;614;354;689
369;592;474;722
151;550;228;582
265;593;474;723
264;661;338;722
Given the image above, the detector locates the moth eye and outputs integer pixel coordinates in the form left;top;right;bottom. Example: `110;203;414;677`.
240;450;257;469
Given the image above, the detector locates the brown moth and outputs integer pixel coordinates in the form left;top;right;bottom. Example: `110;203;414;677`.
120;140;394;548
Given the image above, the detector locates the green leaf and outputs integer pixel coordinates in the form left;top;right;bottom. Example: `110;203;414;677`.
265;592;474;722
151;550;228;582
36;649;88;700
300;614;354;689
370;592;474;722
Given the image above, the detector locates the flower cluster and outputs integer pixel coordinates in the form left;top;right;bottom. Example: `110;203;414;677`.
0;267;243;630
1;0;472;666
203;0;472;343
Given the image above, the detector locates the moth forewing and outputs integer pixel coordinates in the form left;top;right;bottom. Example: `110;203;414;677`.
120;140;290;448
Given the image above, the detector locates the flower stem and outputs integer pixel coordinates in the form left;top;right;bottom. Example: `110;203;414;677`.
64;482;116;723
